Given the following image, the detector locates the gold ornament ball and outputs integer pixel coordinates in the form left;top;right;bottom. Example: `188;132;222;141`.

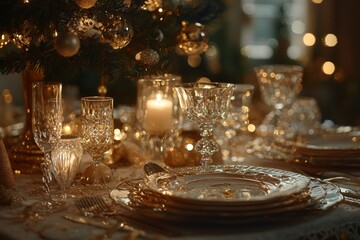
177;22;209;55
102;16;133;49
54;33;80;57
74;0;97;9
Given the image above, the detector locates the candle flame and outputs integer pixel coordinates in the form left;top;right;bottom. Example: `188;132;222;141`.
156;93;162;101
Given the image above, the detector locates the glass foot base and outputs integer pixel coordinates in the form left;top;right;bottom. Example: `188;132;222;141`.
81;163;113;185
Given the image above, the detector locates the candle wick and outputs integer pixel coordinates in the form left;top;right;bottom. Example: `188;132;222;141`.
156;93;162;101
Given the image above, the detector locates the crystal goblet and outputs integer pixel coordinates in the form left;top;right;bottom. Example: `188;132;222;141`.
174;82;234;169
254;65;303;136
51;135;83;199
80;96;114;184
218;84;254;162
32;82;63;210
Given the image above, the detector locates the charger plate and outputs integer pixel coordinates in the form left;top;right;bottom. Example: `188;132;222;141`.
110;178;342;225
143;165;310;205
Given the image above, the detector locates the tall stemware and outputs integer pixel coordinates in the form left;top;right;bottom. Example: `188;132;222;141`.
254;65;303;136
32;82;63;209
174;82;234;169
80;96;114;184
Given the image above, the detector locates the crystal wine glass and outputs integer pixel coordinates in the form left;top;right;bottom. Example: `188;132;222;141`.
51;134;83;199
174;82;234;169
32;82;63;209
80;96;114;184
254;65;303;136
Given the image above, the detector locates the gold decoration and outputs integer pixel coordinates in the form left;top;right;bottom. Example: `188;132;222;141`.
0;33;30;49
9;66;45;174
74;0;97;9
68;15;103;39
0;34;11;48
141;0;162;11
102;15;133;49
55;32;80;57
177;21;208;55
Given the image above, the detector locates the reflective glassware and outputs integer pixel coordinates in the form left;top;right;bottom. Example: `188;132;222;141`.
51;135;83;199
80;96;114;184
137;74;181;161
218;84;255;162
32;82;63;209
254;65;303;136
174;82;234;169
277;97;322;138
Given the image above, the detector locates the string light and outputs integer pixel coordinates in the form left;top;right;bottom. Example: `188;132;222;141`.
303;33;316;46
322;61;335;75
324;33;337;47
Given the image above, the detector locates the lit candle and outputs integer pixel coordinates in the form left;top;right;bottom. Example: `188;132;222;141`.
144;93;174;135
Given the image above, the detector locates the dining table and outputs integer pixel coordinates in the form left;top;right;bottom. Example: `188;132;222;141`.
1;142;360;240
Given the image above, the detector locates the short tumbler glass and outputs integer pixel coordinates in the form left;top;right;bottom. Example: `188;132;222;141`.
51;135;83;199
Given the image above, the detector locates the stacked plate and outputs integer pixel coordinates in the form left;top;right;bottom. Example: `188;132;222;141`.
110;165;343;225
276;129;360;167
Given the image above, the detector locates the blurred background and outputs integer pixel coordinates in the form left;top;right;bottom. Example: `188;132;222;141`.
1;0;360;126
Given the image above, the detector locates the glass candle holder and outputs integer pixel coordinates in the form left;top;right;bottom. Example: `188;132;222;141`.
51;135;83;199
136;74;181;162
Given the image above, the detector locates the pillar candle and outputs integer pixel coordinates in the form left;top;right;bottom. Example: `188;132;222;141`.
144;94;174;135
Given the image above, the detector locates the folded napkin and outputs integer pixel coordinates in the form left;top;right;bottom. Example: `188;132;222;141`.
0;138;18;205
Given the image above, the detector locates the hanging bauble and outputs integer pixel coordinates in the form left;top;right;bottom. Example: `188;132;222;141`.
141;0;162;11
152;29;164;42
135;49;160;66
68;15;103;39
74;0;97;9
54;33;80;57
102;15;133;49
177;21;208;55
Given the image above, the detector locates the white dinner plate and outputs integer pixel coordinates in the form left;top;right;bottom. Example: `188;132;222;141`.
143;165;310;205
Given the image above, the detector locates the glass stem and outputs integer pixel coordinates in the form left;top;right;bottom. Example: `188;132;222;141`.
196;124;218;170
41;151;53;200
61;186;67;200
93;158;101;184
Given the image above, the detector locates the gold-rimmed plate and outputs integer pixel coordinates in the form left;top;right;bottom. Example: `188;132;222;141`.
143;165;310;205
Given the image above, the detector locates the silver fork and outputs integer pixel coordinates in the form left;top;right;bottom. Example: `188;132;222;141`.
75;195;115;217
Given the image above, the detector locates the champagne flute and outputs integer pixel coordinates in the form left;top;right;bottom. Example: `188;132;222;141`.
80;96;114;184
32;82;63;210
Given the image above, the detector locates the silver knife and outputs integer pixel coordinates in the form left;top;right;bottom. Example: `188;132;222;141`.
63;214;117;228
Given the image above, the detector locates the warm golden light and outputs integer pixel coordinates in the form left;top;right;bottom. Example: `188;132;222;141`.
312;0;323;4
188;54;201;68
15;170;21;174
63;124;72;135
248;124;256;133
324;34;337;47
185;143;194;151
322;61;335;75
303;33;316;46
114;128;123;141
